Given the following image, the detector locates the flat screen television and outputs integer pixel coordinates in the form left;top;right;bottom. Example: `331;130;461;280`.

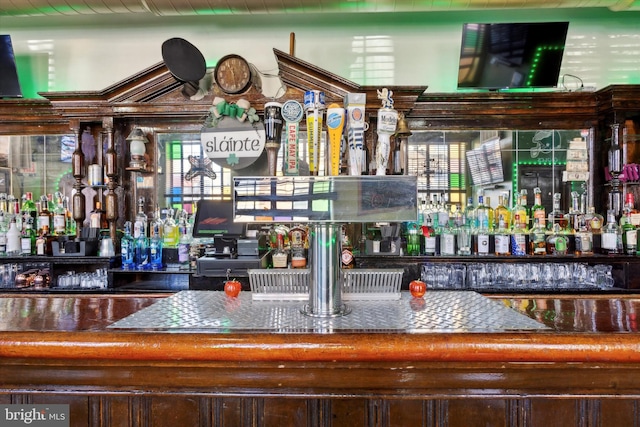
0;35;23;98
457;22;569;90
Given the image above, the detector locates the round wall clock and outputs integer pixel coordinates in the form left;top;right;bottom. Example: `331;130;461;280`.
214;54;253;95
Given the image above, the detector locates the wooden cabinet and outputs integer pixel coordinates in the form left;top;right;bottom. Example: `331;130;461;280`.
2;51;640;293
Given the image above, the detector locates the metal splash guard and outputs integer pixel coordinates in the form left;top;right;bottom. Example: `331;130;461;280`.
233;175;418;223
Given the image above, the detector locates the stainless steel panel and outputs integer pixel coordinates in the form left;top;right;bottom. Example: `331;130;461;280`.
108;290;548;332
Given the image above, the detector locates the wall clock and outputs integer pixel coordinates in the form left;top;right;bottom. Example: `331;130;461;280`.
214;54;254;95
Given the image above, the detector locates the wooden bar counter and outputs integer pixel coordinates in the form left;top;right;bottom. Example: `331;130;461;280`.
1;292;640;427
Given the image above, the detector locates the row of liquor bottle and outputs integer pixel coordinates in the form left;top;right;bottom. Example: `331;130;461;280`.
410;188;639;256
0;192;82;256
121;197;197;270
419;187;603;235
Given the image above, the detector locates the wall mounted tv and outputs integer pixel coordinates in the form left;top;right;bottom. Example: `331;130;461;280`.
0;35;22;98
457;22;569;91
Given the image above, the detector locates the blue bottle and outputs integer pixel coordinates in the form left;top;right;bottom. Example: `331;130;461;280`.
121;221;135;270
149;223;163;271
133;219;149;270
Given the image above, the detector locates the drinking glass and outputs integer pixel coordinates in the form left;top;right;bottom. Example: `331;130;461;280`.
448;263;466;289
435;265;451;289
553;263;572;289
540;264;555;290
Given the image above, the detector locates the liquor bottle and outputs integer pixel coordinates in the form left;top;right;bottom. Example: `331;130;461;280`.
474;216;491;256
134;229;149;270
439;219;456;256
422;215;437;256
64;197;76;237
475;193;491;231
272;233;288;268
451;204;464;228
37;195;52;235
340;227;355;268
547;193;568;232
495;193;511;231
464;196;476;229
574;215;594;256
121;221;135;270
290;225;308;268
177;220;192;267
7;195;17;227
6;216;20;255
418;195;428;226
528;217;547;256
546;223;568;256
601;210;621;255
404;222;421;257
89;201;107;230
512;189;528;230
485;196;495;230
436;193;449;229
494;214;511;256
35;231;47;256
511;213;528;256
133;197;147;239
531;187;546;228
21;192;37;228
585;207;604;234
621;210;637;255
162;208;179;249
151;204;164;240
149;222;164;271
20;217;36;255
0;193;7;216
620;193;639;227
0;212;7;256
52;192;66;236
567;191;583;232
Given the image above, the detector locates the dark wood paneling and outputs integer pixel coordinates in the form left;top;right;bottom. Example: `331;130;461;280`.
263;398;309;427
447;399;509;427
147;396;203;427
529;398;580;427
4;393;640;427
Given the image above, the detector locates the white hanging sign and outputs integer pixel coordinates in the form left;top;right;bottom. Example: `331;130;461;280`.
200;97;265;170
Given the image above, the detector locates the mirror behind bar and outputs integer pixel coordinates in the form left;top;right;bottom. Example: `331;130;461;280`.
233;176;418;223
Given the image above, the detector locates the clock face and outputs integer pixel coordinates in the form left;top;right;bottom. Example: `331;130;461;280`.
214;54;252;95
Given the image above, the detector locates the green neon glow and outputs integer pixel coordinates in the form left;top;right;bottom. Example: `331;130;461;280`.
55;168;73;193
526;45;563;88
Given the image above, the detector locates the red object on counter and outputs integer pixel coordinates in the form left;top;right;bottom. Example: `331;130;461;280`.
409;279;426;298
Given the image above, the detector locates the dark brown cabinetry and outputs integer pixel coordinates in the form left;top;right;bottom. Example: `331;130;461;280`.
2;52;640;293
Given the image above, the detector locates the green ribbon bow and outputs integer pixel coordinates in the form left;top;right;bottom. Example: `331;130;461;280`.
216;101;246;119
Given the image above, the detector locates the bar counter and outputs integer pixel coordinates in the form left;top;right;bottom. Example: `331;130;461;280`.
1;291;640;426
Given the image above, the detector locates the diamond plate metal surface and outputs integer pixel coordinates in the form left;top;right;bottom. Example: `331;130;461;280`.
108;291;548;333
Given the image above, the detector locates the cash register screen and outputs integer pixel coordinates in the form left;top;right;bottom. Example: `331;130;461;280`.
192;199;246;238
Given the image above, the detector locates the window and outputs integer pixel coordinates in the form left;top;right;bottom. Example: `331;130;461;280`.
158;133;232;214
408;131;467;207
